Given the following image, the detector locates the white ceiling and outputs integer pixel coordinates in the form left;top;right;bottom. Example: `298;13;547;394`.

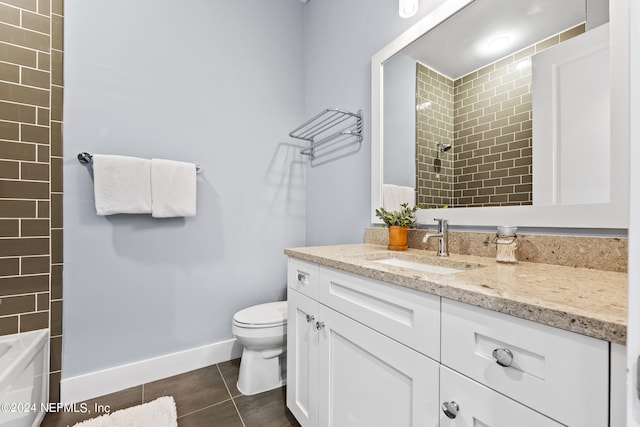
400;0;587;80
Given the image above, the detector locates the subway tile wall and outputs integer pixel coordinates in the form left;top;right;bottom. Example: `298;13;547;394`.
416;24;585;208
0;0;63;403
416;64;454;208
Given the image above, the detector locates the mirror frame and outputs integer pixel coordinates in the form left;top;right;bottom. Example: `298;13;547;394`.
371;0;629;229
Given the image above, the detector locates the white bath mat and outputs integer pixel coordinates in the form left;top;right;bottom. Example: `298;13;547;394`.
72;396;177;427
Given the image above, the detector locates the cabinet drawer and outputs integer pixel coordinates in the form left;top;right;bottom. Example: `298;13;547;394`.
288;258;320;299
441;299;608;427
440;366;562;427
318;266;440;360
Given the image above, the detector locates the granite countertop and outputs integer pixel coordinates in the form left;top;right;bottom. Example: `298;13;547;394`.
284;243;627;344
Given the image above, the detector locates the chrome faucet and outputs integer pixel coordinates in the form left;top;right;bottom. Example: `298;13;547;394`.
422;218;449;257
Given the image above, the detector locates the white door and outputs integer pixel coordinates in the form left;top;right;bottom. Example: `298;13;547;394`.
317;304;440;427
439;367;562;427
287;289;319;427
627;0;640;423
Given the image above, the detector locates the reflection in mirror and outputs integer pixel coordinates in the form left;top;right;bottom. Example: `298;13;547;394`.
381;0;609;211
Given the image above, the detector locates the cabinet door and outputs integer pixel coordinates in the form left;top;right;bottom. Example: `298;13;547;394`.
317;304;439;427
287;289;319;427
439;366;562;427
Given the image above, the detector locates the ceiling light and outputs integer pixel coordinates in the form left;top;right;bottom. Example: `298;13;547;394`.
487;36;510;51
399;0;418;18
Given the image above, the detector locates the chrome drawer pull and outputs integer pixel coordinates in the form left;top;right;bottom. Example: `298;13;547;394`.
492;348;514;367
315;321;325;331
306;314;315;323
297;272;308;283
442;401;459;419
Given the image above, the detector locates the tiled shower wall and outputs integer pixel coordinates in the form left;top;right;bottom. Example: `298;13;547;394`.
416;24;585;208
415;63;454;208
0;0;63;402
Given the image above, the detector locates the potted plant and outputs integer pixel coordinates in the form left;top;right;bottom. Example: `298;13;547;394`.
375;203;418;251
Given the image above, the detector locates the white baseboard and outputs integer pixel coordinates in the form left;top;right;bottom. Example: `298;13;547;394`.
60;338;243;403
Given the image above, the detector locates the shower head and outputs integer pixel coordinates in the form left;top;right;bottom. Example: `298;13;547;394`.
438;143;452;153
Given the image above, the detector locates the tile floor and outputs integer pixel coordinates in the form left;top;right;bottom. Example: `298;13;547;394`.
41;359;300;427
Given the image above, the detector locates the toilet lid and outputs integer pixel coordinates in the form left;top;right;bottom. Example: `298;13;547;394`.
233;301;287;327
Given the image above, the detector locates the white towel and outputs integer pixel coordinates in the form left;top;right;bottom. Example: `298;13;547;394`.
92;154;152;215
383;184;415;211
151;159;197;218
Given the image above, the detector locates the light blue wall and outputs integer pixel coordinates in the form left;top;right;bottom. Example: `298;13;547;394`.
63;0;306;377
303;0;447;245
384;53;417;188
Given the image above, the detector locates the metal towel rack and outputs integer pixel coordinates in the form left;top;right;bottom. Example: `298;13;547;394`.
289;108;363;160
77;152;202;174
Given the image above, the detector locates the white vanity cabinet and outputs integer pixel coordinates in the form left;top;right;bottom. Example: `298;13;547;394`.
440;299;609;427
287;259;441;427
287;257;614;427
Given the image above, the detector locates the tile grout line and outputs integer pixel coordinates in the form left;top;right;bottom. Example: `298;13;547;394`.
216;364;246;427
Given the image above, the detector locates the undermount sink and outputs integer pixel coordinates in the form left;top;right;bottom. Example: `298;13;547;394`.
374;257;466;275
354;251;483;275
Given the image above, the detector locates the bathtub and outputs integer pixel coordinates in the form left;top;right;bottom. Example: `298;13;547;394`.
0;329;49;427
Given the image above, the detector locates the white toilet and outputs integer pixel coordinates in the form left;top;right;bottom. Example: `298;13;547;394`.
232;301;287;395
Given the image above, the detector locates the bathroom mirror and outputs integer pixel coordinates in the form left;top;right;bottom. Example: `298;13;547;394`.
371;0;629;228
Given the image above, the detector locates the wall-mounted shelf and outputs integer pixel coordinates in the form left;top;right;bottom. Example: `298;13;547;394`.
289;108;363;160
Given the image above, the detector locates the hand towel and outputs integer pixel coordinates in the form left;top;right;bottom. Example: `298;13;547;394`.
383;184;415;211
151;159;197;218
92;154;152;215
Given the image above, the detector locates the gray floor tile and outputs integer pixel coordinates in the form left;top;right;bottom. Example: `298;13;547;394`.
143;365;230;417
41;385;143;427
235;387;300;427
218;358;241;397
178;400;244;427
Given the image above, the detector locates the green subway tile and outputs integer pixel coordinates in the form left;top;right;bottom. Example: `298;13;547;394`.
0;238;48;256
0;120;20;141
0;42;37;67
21;162;49;181
0;101;36;123
0;180;49;199
20;124;49;143
0;219;19;237
21;255;50;274
51;229;62;263
0;81;49;107
20;310;48;332
0;22;49;52
0;61;20;83
37;108;49;126
37;199;50;218
0;274;49;296
37;51;50;72
0;258;19;276
0;3;20;25
0;160;19;179
21;218;49;236
0;315;19;335
0;294;35;315
0;200;37;218
21;67;50;89
21;10;50;34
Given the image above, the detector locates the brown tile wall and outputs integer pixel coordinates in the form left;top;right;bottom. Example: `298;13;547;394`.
0;0;63;403
416;24;585;208
415;63;454;208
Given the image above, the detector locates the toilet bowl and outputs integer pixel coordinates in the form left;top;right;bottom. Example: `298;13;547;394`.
232;301;287;395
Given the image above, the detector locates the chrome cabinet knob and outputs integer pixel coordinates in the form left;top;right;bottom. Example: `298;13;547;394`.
297;272;307;283
492;348;514;367
442;401;459;419
306;314;315;323
315;321;325;331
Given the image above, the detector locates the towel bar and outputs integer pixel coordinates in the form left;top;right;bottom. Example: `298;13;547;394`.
77;152;202;174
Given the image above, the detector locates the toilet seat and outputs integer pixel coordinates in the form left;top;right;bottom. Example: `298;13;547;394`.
233;301;287;328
